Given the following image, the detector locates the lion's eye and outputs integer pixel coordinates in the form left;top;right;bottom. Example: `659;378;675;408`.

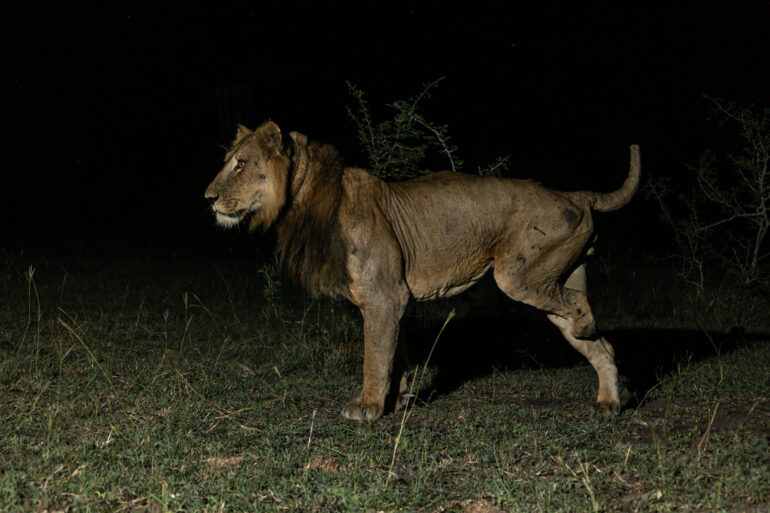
235;159;246;171
259;173;267;180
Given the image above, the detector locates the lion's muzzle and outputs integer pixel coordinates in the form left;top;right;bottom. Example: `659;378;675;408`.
205;191;218;206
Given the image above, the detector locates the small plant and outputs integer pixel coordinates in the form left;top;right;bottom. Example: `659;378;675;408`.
179;292;192;352
478;154;510;177
648;97;769;291
21;266;42;378
258;262;284;321
347;79;509;181
347;78;460;180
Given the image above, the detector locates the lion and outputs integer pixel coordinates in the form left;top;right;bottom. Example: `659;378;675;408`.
205;121;641;420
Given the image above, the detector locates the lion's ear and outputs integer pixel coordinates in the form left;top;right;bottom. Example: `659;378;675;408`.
233;124;252;145
289;131;307;148
261;121;284;153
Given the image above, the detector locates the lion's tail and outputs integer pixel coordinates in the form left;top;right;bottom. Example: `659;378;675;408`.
583;145;641;213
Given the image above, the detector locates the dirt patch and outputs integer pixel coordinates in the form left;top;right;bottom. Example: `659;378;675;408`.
440;499;508;513
521;398;574;409
698;415;748;433
305;454;341;473
204;456;244;469
725;501;770;513
641;397;698;415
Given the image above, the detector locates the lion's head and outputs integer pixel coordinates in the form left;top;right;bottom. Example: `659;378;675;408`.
205;121;348;297
204;121;292;231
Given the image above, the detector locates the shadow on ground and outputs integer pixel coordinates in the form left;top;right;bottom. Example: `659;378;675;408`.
402;312;762;411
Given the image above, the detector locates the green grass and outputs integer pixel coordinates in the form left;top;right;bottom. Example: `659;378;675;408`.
0;254;768;512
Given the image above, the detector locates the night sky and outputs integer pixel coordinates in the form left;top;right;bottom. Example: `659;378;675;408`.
3;3;768;256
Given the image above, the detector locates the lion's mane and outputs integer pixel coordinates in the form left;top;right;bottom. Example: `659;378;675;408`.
270;143;350;297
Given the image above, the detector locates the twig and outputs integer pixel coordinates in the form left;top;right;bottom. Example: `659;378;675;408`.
307;409;317;448
386;309;455;487
697;401;720;460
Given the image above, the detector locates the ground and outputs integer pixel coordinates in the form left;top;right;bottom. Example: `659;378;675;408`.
0;252;768;512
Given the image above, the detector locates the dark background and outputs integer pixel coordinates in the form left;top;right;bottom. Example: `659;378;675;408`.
3;2;768;257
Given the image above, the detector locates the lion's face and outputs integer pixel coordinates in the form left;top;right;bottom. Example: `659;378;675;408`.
205;123;289;230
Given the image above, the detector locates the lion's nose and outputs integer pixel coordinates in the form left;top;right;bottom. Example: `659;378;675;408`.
205;192;218;205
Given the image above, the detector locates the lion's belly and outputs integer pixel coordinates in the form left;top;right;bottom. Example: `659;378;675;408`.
385;172;533;300
406;257;494;300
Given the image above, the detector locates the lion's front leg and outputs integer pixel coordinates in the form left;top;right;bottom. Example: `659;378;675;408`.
342;300;407;421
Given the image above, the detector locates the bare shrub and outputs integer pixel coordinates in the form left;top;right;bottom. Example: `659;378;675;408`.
648;97;769;291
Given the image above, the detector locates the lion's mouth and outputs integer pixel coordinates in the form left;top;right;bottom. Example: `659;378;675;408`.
212;207;246;218
212;208;247;227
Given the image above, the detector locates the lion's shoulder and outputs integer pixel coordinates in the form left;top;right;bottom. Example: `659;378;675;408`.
340;167;390;203
342;167;383;186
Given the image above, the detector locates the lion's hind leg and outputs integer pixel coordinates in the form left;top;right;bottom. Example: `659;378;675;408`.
548;314;620;415
547;264;620;415
391;330;412;412
493;257;619;415
492;256;597;340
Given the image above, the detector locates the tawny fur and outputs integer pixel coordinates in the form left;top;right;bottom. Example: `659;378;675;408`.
205;121;641;421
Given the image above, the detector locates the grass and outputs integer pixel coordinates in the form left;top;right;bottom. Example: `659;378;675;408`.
0;252;768;512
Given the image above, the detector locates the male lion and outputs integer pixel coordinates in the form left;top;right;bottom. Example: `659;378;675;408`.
205;121;640;420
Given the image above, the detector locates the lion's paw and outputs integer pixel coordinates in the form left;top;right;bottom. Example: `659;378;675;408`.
341;401;384;421
594;400;620;417
394;392;414;412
